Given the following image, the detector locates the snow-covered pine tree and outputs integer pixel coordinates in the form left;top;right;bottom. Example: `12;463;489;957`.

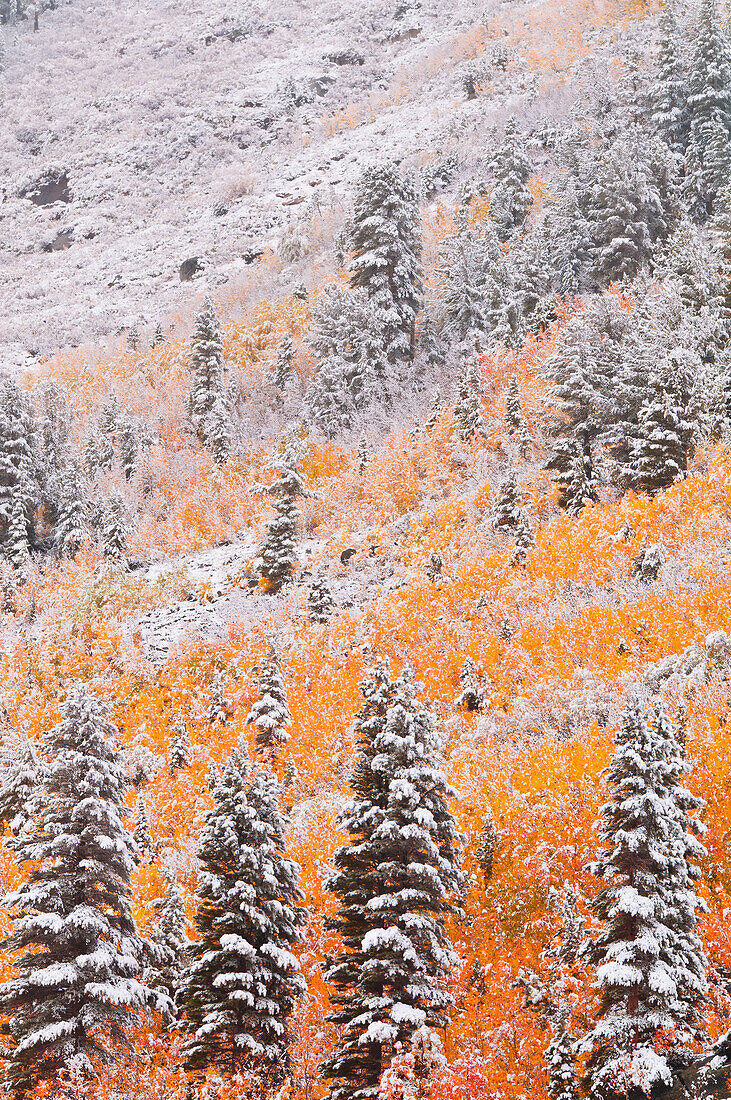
246;649;291;759
357;432;372;473
505;376;532;456
117;417;139;481
126;323;141;352
207;671;232;726
439;222;495;352
454;657;489;712
189;297;227;446
688;0;731;146
418;314;446;370
309;572;335;623
579;696;707;1099
629;363;694;495
179;743;306;1079
258;441;307;592
152;322;166;347
147;869;189;1020
653;1;690;155
322;661;463;1100
55;461;87;558
425;391;443;431
0;733;39;836
491;466;523;532
169;716;192;771
101;492;129;566
133;794;155;860
5;488;29;573
205;396;231;465
453;357;487;440
489;118;533;241
545;1011;578;1100
0;686;165;1096
562;444;598;515
0;378;36;556
274;335;295;391
349;163;423;366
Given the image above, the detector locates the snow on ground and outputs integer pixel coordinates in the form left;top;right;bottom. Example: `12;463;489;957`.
0;0;515;363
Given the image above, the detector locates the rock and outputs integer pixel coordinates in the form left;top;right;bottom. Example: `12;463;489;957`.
242;249;263;264
20;169;71;206
41;227;74;252
179;256;203;281
325;49;365;66
340;548;356;565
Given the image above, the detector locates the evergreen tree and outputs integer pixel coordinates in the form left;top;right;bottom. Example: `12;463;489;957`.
206;397;231;466
258;441;307;592
5;488;30;573
189;298;226;445
491;467;534;561
147;869;189;1020
453;358;487;441
357;432;372;473
454;657;489;712
0;686;164;1096
418;315;446;370
246;650;291;759
439;223;497;352
274;335;295;390
152;322;166;347
489;118;534;240
133;794;155;860
425;392;443;431
55;461;87;559
545;1012;578;1100
309;572;335;623
179;743;306;1079
207;671;232;726
653;2;690;154
688;0;731;144
560;444;598;515
169;716;192;771
0;734;40;836
322;661;463;1100
349;163;423;365
0;378;36;555
101;492;129;566
117;418;139;481
630;368;691;494
579;697;707;1099
505;376;532;456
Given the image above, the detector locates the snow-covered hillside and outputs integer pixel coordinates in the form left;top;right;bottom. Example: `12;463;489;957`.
0;0;524;363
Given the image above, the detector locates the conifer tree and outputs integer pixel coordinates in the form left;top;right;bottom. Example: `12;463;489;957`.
579;697;707;1099
152;322;166;347
425;392;443;431
101;492;129;566
322;661;463;1100
55;461;87;559
189;298;227;446
349;163;423;365
258;441;307;592
688;0;731;144
246;649;291;758
5;489;29;573
133;794;155;860
0;378;36;555
117;418;139;481
545;1012;578;1100
440;223;496;352
147;870;189;1020
630;368;692;494
179;743;306;1079
453;358;487;440
454;657;489;712
563;445;598;515
274;335;295;390
207;671;232;726
309;572;335;623
357;432;372;473
206;397;231;466
0;734;40;836
489;118;533;240
505;376;532;456
653;1;690;154
0;686;164;1096
169;716;192;771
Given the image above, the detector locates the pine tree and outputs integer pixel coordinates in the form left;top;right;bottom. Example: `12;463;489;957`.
453;358;487;440
454;657;489;712
349;163;423;365
489;118;533;241
55;461;87;558
206;397;231;465
440;223;496;352
258;441;307;593
357;432;372;473
179;743;306;1079
653;1;690;154
630;362;695;495
425;392;443;431
189;298;226;445
491;467;534;562
274;335;295;390
688;0;731;145
5;488;30;573
0;378;36;555
147;870;189;1019
322;661;463;1100
101;492;129;566
246;650;291;759
207;671;232;726
133;794;155;860
0;734;40;836
579;697;707;1099
562;444;598;515
117;417;139;481
309;572;335;623
169;716;192;771
545;1012;578;1100
152;322;166;347
126;324;141;352
505;376;532;456
0;686;164;1096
